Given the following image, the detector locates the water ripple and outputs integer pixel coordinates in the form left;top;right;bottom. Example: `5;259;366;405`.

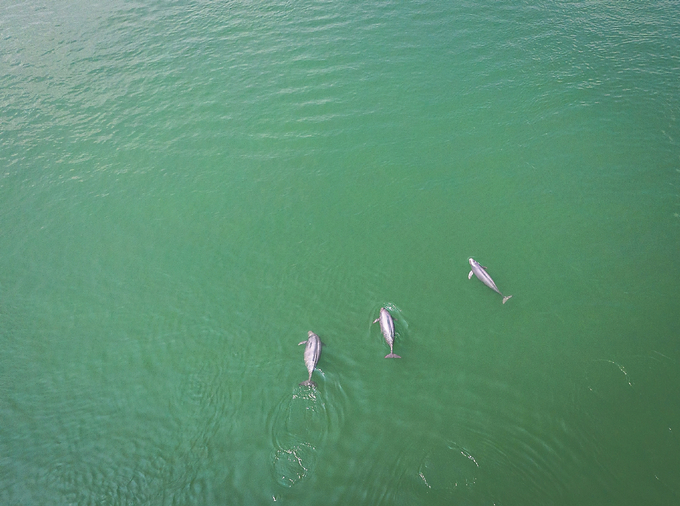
268;380;346;488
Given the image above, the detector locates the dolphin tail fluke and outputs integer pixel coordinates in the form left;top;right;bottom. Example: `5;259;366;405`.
502;295;512;304
299;380;317;388
384;353;401;359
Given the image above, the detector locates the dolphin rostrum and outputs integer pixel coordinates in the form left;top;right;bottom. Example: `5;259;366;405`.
468;257;512;304
373;307;401;358
298;331;322;387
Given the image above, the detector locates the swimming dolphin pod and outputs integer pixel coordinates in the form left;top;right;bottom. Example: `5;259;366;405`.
468;257;512;304
292;257;514;386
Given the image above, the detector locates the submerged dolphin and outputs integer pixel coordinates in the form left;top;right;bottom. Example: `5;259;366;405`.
373;307;401;358
298;331;322;387
468;257;512;304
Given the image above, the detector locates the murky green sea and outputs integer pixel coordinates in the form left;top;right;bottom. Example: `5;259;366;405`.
2;0;680;504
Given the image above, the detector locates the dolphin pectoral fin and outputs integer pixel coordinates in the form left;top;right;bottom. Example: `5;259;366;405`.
502;295;512;304
372;318;379;324
298;341;307;346
468;270;474;279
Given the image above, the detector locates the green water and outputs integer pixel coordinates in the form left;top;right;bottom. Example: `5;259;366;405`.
2;0;679;504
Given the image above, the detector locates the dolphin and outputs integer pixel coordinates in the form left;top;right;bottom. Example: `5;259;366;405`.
373;307;401;358
298;331;322;387
468;257;512;304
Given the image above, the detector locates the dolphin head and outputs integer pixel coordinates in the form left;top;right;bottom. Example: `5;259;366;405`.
468;257;475;266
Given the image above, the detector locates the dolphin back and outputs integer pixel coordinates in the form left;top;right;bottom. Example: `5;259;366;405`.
469;258;508;297
305;335;322;367
379;309;395;341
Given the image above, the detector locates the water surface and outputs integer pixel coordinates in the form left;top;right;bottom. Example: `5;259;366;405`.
1;0;679;504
